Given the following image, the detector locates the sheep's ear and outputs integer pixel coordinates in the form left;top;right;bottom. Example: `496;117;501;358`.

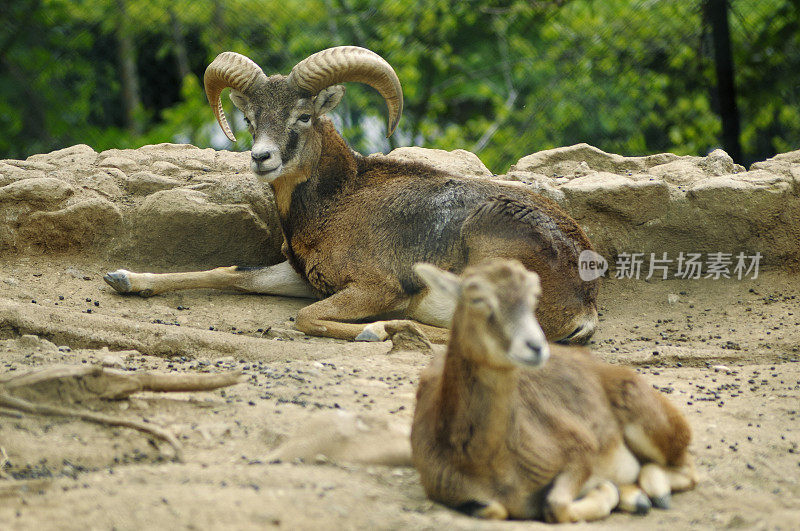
526;270;542;298
314;85;345;115
229;90;248;111
414;263;461;304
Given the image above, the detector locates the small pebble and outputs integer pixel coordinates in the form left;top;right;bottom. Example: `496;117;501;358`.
101;354;125;369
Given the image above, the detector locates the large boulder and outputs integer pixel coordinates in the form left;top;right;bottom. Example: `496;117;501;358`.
131;188;273;268
559;173;670;225
383;146;494;179
21;198;123;251
0;143;283;268
510;143;682;176
1;141;798;271
498;145;800;269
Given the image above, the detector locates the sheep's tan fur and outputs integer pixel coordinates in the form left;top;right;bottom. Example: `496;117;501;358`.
410;260;697;522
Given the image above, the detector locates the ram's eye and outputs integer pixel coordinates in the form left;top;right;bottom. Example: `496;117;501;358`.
298;114;312;123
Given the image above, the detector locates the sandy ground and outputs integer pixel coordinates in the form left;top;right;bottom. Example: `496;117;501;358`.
1;255;799;530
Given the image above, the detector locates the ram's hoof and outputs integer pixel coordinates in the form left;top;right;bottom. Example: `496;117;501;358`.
104;270;153;297
354;330;382;342
355;323;388;342
618;485;652;515
472;500;508;520
104;270;133;293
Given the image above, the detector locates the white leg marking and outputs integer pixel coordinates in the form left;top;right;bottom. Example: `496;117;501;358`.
589;442;641;489
566;481;619;522
639;463;671;509
238;261;317;298
666;463;699;492
624;424;665;464
408;290;456;328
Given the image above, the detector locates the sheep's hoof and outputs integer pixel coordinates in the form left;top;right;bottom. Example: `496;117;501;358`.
385;320;433;353
355;322;388;342
104;270;133;293
651;493;671;510
634;493;652;515
618;485;651;515
104;270;153;297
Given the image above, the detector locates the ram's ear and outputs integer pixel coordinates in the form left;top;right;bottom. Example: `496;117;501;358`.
229;90;248;111
314;85;345;116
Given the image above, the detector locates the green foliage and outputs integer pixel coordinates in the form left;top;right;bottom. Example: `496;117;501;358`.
1;0;798;170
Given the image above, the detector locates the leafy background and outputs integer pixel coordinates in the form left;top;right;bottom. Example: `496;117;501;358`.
1;0;798;172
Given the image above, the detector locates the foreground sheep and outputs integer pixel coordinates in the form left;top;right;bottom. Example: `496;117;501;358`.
410;260;697;522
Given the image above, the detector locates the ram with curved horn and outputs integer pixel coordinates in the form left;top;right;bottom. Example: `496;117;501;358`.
104;46;599;344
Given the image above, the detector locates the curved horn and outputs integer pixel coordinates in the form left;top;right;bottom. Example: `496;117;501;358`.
287;46;403;137
204;52;267;142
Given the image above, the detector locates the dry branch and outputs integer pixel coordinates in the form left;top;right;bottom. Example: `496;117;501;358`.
0;446;10;479
0;364;244;399
133;370;245;393
0;365;245;462
0;391;184;461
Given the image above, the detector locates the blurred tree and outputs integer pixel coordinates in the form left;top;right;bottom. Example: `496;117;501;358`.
116;0;144;134
731;0;800;160
704;0;742;162
0;0;797;170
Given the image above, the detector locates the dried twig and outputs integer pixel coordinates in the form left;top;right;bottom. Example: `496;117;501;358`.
0;366;244;463
1;365;244;399
0;446;10;479
0;392;184;462
131;370;244;393
0;408;23;418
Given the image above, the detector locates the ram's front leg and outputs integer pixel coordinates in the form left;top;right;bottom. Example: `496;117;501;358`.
356;320;449;343
294;284;411;341
104;261;317;298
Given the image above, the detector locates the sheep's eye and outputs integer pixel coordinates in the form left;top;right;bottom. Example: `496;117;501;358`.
469;297;493;313
298;114;312;123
